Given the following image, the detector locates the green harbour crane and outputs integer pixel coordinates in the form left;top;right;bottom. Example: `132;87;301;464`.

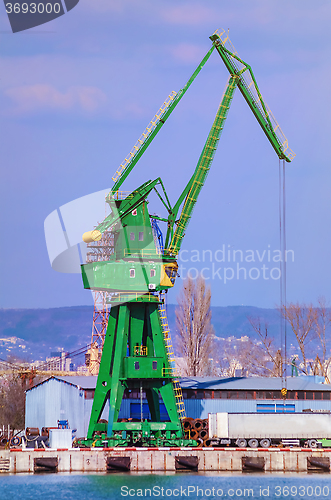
78;29;295;448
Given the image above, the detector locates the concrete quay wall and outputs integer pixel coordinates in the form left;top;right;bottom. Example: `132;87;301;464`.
1;448;331;473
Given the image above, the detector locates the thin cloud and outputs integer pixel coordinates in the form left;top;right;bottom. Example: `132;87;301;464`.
170;43;206;64
161;5;215;25
79;0;124;13
5;84;107;115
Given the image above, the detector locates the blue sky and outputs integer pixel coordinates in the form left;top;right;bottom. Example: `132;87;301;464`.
0;0;330;309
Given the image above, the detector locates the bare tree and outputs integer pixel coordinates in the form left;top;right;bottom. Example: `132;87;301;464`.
248;298;331;379
248;317;283;377
216;338;244;377
0;374;26;431
217;334;276;377
280;302;316;375
310;297;331;380
175;276;216;376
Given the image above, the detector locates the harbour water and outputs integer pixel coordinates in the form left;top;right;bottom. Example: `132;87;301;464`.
1;472;331;500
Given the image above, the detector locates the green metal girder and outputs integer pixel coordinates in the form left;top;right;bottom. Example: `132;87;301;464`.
86;300;184;441
87;304;129;439
112;421;180;432
111;46;215;193
96;179;160;234
146;388;160;422
210;32;293;162
167;75;238;255
78;430;197;448
123;357;168;378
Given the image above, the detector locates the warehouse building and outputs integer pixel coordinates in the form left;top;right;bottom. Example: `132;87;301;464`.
25;376;108;439
25;375;331;438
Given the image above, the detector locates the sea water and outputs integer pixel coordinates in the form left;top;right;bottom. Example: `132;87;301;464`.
1;472;331;500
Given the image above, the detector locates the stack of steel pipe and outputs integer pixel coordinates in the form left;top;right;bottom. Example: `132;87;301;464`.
183;418;211;446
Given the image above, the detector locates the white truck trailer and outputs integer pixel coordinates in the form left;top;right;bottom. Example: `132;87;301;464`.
208;412;331;448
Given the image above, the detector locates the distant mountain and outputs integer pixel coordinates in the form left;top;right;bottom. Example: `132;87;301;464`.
0;306;93;363
0;304;283;364
167;304;282;341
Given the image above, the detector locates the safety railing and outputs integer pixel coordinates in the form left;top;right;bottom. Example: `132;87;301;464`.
106;191;133;202
123;249;161;258
134;346;148;356
107;292;158;303
111;92;178;183
212;29;295;161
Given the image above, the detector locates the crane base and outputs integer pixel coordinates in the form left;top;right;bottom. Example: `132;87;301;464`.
76;434;197;449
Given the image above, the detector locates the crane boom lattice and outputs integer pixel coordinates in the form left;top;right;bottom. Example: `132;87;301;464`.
168;75;238;255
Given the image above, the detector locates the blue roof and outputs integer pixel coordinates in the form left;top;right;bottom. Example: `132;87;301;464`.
26;375;98;392
180;376;329;391
28;375;331;392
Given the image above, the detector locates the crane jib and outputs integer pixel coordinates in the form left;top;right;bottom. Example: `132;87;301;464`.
210;32;295;162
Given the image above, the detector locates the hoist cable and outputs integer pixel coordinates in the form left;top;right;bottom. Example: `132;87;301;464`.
283;159;287;384
279;159;287;392
279;159;284;383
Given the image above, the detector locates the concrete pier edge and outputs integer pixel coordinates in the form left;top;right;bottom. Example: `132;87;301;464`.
0;448;330;473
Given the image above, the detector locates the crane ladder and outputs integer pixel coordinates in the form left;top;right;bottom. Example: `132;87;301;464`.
168;74;238;255
158;295;186;419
